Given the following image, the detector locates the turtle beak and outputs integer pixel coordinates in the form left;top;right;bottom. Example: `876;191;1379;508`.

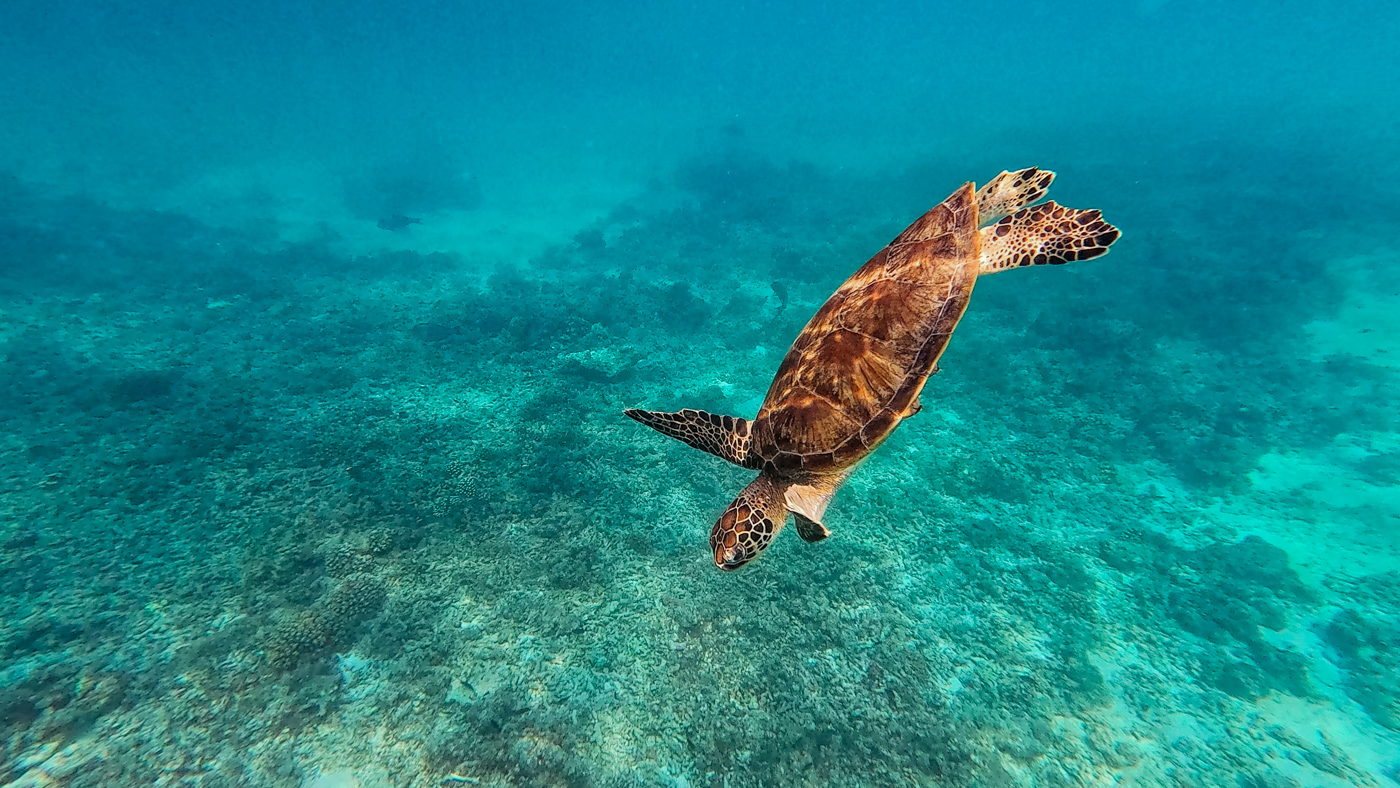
715;546;749;571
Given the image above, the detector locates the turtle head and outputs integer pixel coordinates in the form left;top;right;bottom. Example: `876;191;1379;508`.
711;475;788;571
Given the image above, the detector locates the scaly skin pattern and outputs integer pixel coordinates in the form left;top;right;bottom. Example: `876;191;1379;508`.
974;167;1056;226
622;408;758;469
710;474;789;570
978;202;1119;272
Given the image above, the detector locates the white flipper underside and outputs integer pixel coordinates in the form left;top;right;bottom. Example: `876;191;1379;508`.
785;484;835;543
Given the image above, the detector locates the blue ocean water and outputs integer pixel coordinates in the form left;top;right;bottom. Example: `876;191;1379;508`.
2;0;1399;785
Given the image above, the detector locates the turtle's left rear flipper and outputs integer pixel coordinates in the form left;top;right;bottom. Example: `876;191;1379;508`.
624;408;757;469
975;167;1056;227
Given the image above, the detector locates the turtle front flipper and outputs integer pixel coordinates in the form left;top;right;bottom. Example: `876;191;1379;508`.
978;202;1120;274
624;408;758;468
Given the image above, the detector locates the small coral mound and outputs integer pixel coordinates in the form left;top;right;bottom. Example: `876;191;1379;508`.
265;611;331;670
324;543;368;577
264;573;388;670
321;574;387;639
364;526;394;556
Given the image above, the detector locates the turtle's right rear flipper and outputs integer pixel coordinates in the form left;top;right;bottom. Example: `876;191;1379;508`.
624;408;757;469
978;201;1120;274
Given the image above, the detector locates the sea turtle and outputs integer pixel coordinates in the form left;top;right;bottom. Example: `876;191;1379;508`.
625;168;1120;570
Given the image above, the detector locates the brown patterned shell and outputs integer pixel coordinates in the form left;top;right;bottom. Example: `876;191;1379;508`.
750;183;980;475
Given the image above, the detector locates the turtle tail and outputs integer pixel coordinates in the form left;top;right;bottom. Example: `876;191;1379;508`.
623;408;758;469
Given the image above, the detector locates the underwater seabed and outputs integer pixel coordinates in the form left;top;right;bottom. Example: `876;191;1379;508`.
1;153;1398;788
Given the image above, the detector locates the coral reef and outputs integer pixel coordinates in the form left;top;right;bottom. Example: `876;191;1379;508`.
1321;607;1400;730
1;142;1398;787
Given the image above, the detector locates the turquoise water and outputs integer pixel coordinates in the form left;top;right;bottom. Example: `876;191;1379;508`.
2;1;1398;786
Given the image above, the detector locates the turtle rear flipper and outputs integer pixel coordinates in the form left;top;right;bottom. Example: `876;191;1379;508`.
978;201;1120;274
624;408;758;468
975;167;1055;227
